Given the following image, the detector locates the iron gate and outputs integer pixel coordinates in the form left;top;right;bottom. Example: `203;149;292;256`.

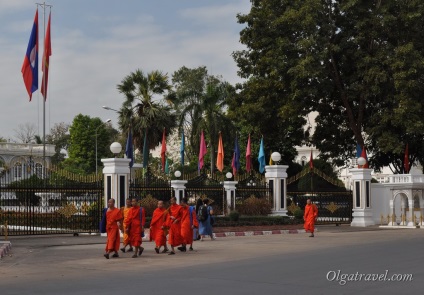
0;166;103;236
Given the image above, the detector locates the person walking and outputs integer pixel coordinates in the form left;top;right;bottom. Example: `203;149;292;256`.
304;198;318;237
150;200;168;254
198;199;215;241
165;196;183;255
124;198;146;258
100;198;123;259
179;198;198;252
120;198;133;253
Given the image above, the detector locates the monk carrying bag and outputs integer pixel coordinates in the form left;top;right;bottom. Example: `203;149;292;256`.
198;205;208;222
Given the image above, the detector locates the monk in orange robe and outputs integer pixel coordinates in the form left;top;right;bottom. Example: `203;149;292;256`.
150;200;169;254
103;198;123;259
165;196;183;255
124;198;146;258
304;198;318;237
120;198;133;253
178;198;198;252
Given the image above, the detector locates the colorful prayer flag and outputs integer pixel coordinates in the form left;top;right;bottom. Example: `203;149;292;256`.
21;9;39;100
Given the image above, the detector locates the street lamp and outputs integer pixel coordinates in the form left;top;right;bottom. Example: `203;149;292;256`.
95;119;111;174
102;105;119;112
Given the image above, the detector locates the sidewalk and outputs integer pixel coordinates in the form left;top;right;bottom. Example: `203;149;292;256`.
0;223;389;256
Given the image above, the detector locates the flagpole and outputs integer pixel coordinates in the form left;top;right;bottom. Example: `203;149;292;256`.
36;1;52;169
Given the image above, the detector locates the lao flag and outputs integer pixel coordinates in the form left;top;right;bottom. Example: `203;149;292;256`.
22;9;39;101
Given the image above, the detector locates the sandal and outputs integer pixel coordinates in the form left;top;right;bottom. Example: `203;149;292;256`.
189;246;193;251
161;248;169;253
138;247;144;256
155;247;159;254
120;247;126;253
104;253;109;259
112;253;119;258
168;251;175;255
132;254;138;258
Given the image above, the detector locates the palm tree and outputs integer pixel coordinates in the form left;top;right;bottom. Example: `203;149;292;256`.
168;70;235;175
117;69;177;156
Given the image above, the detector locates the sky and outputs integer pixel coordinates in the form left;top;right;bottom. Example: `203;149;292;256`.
0;0;251;141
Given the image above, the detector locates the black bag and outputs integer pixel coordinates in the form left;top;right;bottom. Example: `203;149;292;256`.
198;205;208;222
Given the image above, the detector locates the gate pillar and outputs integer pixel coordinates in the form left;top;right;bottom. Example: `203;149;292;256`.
171;180;187;204
223;181;238;215
265;165;288;216
350;168;375;227
101;157;130;209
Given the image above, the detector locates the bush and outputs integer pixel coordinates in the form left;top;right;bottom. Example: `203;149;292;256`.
293;208;304;220
237;196;272;216
229;210;240;221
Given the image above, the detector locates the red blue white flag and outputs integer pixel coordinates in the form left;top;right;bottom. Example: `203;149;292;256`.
22;9;39;101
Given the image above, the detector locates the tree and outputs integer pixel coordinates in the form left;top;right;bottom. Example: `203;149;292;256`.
66;114;115;174
233;0;424;172
116;69;177;160
46;122;70;165
14;122;37;143
167;67;236;175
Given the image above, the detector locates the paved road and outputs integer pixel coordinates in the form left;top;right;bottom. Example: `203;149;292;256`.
1;229;423;295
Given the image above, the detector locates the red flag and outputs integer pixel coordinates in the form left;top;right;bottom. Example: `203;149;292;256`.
246;134;252;172
216;132;224;172
309;150;314;170
404;144;410;174
161;128;166;171
41;11;52;100
198;130;207;170
360;146;369;168
21;9;39;100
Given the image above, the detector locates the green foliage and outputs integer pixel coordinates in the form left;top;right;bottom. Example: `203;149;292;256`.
237;196;272;216
117;69;177;157
229;210;240;221
168;67;237;174
293;208;304;220
67;114;115;174
233;0;424;171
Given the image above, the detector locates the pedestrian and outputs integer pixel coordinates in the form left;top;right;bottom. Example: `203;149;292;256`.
124;198;146;258
198;199;215;241
303;198;318;237
100;198;123;259
165;196;183;255
120;198;134;253
150;200;169;254
178;198;198;252
192;198;203;241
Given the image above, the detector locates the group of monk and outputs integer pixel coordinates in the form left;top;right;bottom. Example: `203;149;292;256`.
102;196;199;259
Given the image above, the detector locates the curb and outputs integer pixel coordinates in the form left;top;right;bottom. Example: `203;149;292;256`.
0;241;12;258
214;229;306;238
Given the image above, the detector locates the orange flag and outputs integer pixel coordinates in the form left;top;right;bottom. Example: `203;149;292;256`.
216;132;224;172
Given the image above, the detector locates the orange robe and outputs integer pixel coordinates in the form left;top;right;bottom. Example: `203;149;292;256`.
105;208;123;252
121;206;131;246
166;204;183;247
124;206;145;247
181;206;198;245
304;204;318;233
150;207;167;247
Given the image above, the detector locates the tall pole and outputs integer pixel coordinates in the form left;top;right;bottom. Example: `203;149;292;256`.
36;2;52;169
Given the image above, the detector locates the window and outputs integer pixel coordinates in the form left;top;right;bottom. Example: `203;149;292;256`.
14;162;22;178
35;163;43;178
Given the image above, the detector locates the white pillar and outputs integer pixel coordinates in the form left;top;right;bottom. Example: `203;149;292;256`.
388;199;396;226
350;168;375;227
407;199;415;227
223;181;238;215
101;158;130;209
171;180;187;204
265;165;288;216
